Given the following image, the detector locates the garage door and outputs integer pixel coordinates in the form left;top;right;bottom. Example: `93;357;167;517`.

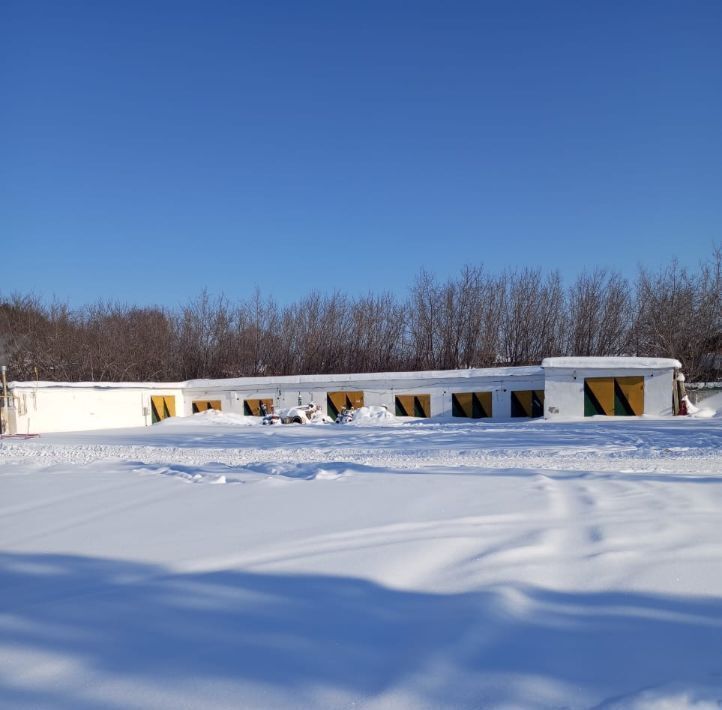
192;400;222;413
327;391;364;418
452;392;492;418
395;394;431;418
244;398;274;416
584;377;644;416
510;390;545;418
151;395;176;423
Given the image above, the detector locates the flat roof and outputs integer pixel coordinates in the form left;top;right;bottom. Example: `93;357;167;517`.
9;365;544;390
542;357;681;370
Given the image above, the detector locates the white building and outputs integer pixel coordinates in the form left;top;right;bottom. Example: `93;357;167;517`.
0;357;682;434
541;357;681;419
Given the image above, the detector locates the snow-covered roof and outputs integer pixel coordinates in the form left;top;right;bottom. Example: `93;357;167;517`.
9;365;544;391
541;357;682;370
8;381;186;390
184;365;543;390
9;359;685;390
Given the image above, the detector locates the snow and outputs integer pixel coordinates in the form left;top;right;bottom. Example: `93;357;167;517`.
274;404;332;425
10;365;544;391
345;405;397;425
1;416;722;709
692;390;722;417
542;356;682;370
8;380;186;390
183;364;544;390
158;409;258;427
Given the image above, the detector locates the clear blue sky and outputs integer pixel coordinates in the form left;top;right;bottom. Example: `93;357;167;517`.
2;0;720;307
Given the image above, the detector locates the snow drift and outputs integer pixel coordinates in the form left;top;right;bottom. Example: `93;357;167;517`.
2;417;721;709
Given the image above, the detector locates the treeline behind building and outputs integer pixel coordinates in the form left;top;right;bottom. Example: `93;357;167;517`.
1;249;720;384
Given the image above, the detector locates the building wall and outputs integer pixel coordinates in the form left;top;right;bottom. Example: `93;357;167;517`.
543;371;584;418
543;367;676;419
192;372;547;420
183;389;238;416
645;370;676;416
278;388;329;410
6;361;683;434
9;387;185;434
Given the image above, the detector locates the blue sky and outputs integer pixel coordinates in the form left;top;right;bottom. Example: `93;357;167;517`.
1;0;720;307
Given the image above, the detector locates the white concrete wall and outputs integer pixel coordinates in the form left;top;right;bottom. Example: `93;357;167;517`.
543;367;676;419
441;380;544;419
361;389;396;410
238;390;279;414
183;389;238;416
645;370;676;416
10;387;185;433
276;388;326;411
182;367;545;421
386;386;445;418
187;373;547;421
221;390;280;414
543;371;584;418
12;362;670;433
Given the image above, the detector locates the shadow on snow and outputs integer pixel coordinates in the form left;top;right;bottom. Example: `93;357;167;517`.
1;552;722;708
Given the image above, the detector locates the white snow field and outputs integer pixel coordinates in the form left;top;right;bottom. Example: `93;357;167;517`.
2;408;722;709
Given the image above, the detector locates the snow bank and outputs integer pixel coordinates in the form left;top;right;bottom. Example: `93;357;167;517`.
2;418;722;709
348;405;398;425
689;390;722;418
156;409;259;427
275;405;333;424
4;418;721;475
130;461;350;483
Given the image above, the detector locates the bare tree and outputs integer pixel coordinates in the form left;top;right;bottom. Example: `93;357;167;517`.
634;249;721;380
407;270;439;369
499;268;565;365
1;247;718;383
347;293;406;372
567;269;633;356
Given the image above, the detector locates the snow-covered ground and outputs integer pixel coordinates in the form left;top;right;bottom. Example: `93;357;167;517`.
2;407;722;709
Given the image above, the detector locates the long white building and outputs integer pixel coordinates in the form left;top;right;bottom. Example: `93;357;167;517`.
0;357;682;434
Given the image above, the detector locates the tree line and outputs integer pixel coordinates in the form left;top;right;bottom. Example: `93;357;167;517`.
1;249;720;383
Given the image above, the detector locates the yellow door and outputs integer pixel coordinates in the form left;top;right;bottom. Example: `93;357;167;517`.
615;377;644;415
415;394;431;418
151;395;176;423
453;392;473;417
584;378;614;416
192;400;222;413
395;394;430;418
452;392;492;418
475;392;492;418
395;395;415;417
243;398;274;416
327;391;364;418
511;390;544;418
511;390;533;417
